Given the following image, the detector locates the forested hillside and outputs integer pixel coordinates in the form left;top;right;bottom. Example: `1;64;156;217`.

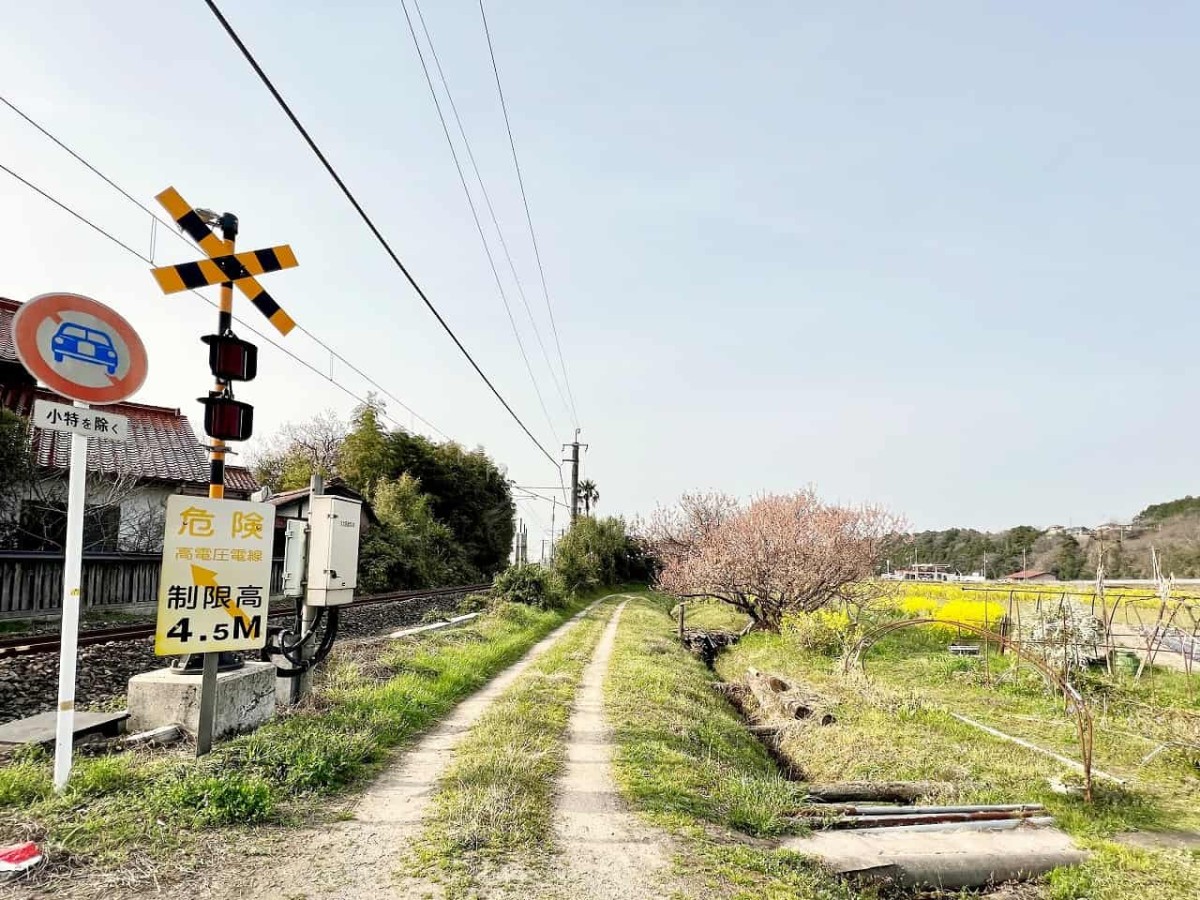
883;525;1042;578
899;495;1200;579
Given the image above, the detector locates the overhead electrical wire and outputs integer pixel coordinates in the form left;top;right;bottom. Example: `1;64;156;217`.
409;0;573;427
0;159;425;439
0;92;451;442
477;0;580;429
200;0;561;471
397;0;562;445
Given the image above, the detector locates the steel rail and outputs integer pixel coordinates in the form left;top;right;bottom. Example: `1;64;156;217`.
0;583;490;659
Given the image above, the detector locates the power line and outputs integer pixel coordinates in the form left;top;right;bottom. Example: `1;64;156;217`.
0;92;451;441
200;0;560;471
0;160;423;439
397;0;562;444
477;0;580;429
409;0;574;427
0;95;163;223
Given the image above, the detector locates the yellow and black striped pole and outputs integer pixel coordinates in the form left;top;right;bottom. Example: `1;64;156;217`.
208;214;238;502
195;212;238;757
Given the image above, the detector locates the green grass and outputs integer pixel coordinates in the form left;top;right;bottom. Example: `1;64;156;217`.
716;620;1200;900
410;598;616;896
0;592;605;883
679;598;752;632
605;593;865;900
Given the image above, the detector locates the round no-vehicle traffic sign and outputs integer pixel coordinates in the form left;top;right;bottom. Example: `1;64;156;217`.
11;293;148;405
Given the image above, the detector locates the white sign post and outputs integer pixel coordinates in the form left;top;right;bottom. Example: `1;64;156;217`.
54;401;88;791
30;400;130;790
10;293;148;792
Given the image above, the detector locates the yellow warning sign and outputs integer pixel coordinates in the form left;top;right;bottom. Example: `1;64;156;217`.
154;495;273;655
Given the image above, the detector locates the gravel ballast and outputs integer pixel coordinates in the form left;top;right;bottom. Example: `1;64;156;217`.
0;591;472;725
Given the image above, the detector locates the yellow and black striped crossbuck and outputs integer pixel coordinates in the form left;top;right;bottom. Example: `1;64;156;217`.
152;187;297;335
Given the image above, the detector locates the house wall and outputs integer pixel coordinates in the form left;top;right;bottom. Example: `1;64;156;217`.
118;483;173;552
6;473;179;552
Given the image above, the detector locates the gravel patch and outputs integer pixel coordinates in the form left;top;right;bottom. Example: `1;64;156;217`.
0;592;472;725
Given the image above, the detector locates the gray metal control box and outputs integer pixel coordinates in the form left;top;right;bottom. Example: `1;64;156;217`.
305;496;362;606
281;518;308;599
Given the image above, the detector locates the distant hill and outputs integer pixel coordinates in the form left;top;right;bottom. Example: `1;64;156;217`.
885;525;1041;580
1136;496;1200;524
903;496;1200;580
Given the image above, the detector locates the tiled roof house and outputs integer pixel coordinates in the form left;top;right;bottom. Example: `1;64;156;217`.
0;296;258;550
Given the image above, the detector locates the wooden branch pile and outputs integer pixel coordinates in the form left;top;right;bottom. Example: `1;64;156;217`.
680;628;740;666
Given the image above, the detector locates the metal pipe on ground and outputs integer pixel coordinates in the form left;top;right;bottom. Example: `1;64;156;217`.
853;815;1056;834
794;803;1044;818
811;809;1043;830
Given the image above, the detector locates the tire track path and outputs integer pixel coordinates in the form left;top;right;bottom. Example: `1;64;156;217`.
151;600;607;900
551;599;669;900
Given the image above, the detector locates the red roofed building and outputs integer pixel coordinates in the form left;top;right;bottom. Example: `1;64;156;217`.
0;296;259;551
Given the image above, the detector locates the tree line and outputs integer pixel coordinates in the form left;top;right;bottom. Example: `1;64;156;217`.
880;525;1043;579
253;398;515;591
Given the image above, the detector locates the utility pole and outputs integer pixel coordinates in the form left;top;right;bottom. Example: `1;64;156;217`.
563;429;588;524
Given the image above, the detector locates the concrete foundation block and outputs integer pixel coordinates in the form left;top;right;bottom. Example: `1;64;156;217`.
275;672;302;708
127;662;276;741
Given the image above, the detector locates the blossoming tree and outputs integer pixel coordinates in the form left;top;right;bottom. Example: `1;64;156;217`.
652;488;901;631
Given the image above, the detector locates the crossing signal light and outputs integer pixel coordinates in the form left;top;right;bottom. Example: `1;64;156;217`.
198;395;254;442
202;334;258;382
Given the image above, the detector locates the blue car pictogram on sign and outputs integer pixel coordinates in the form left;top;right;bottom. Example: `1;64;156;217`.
51;323;120;375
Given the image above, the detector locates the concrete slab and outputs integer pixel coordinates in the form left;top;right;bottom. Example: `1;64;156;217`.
0;710;129;746
389;612;480;639
782;822;1087;889
1114;829;1200;851
126;662;275;741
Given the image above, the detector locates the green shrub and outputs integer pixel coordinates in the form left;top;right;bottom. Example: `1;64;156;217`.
157;773;275;826
456;592;491;614
551;516;648;592
491;564;567;610
783;607;856;655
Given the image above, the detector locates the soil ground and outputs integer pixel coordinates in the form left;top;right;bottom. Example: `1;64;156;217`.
550;599;670;899
101;599;609;900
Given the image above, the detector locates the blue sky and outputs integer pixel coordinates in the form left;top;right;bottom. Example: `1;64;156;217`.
2;2;1198;537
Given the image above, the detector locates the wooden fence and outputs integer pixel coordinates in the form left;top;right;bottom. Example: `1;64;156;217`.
0;551;286;618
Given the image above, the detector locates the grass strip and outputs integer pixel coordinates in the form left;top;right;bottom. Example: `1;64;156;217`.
409;597;615;897
716;624;1200;900
0;593;602;883
606;592;865;900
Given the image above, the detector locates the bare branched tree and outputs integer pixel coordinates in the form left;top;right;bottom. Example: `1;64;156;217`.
5;428;167;553
652;488;903;632
249;409;348;490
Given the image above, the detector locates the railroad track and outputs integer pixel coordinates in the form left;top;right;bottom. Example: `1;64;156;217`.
0;583;490;659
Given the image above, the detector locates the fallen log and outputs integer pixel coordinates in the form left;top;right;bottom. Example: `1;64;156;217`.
745;668;836;725
803;781;955;804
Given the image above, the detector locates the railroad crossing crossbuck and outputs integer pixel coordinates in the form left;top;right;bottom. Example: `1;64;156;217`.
151;186;297;335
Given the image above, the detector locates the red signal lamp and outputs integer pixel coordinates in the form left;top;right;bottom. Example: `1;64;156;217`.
198;395;255;442
202;334;258;382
